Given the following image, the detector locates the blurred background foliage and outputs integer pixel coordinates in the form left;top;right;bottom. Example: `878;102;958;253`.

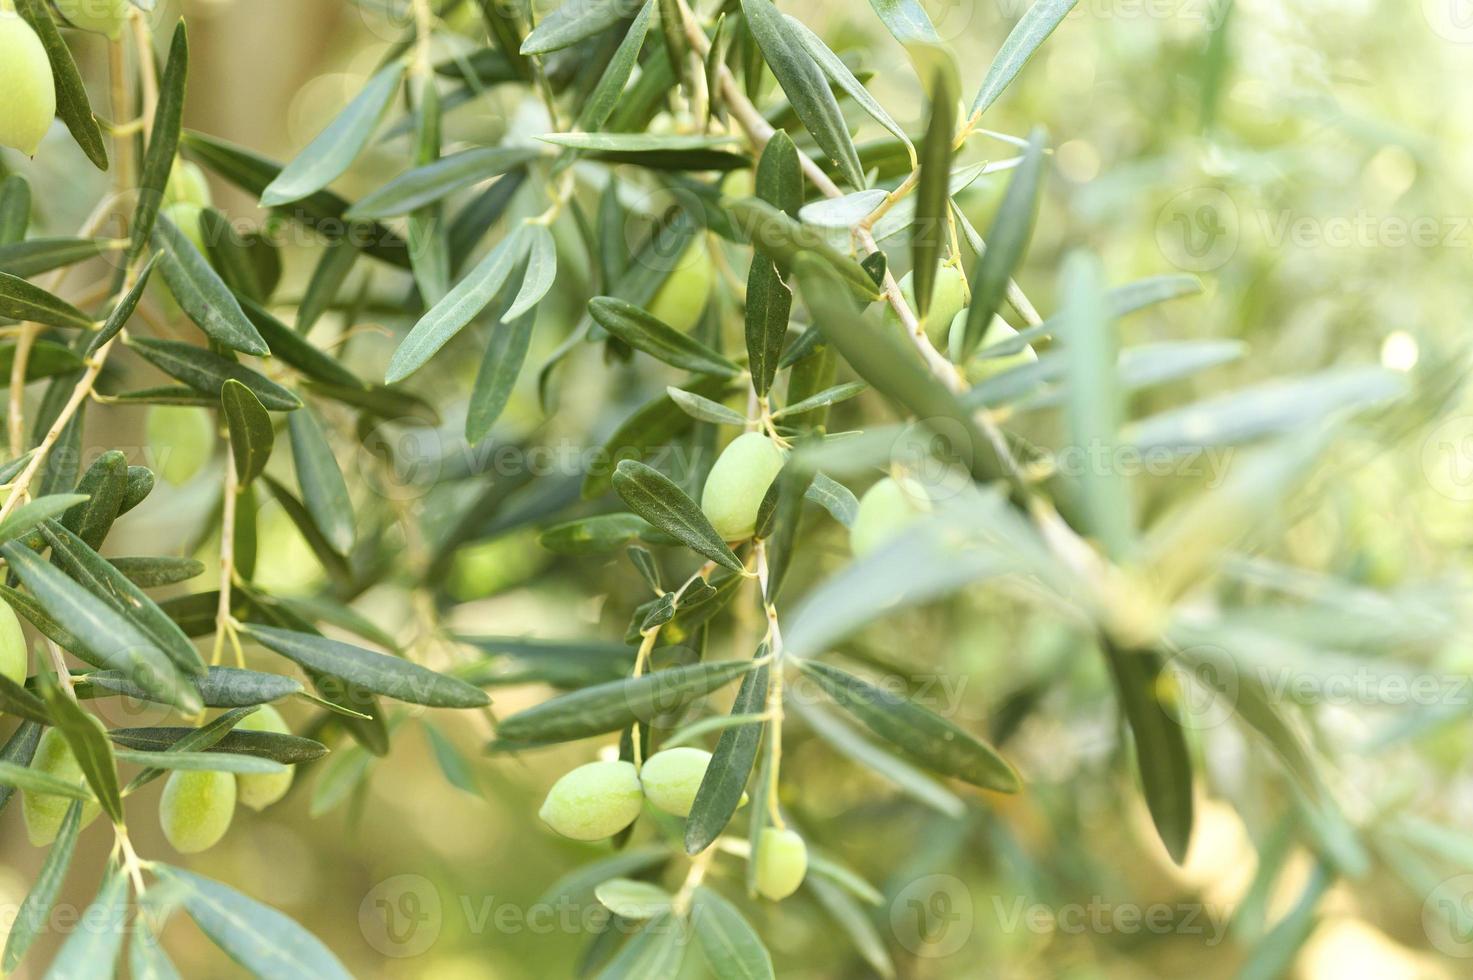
5;0;1473;976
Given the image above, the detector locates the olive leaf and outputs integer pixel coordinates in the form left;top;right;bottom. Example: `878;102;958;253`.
1;802;84;973
667;386;748;426
345;145;543;220
745;132;800;398
262;62;408;207
288;405;355;554
912;68;956;320
521;0;640;54
496;659;755;743
221;379;275;485
0;271;92;329
12;0;107;169
577;0;657;132
589;297;741;377
154;213;270;355
0;722;43;811
86;253;160;357
686;658;769;854
539;514;656;555
740;0;864;188
109;726;328;766
785;17;912;159
35;671;124;824
612;460;744;572
691;886;775;980
958;128;1046;359
160;867;354;980
127;21;189;266
240;623;490;709
86;666;302;708
971;0;1079;116
3;542;201;712
797;659;1020;793
46;866;129;976
107;555;206;589
125;337;302;411
0;237;114;278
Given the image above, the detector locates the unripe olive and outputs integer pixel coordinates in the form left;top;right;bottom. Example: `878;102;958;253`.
719;169;755;200
146;404;215;486
54;0;130;39
164;159;212;210
850;476;931;557
701;432;786;542
0;14;56;157
23;729;102;846
957;313;1038;384
538;760;643;841
887;265;968;342
639;747;712;817
159;769;237;854
754;827;807;901
0;598;26;688
647;242;714;334
160;201;207;255
233;706;294;811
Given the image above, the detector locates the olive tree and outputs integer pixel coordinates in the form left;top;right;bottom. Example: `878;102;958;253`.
0;0;1438;975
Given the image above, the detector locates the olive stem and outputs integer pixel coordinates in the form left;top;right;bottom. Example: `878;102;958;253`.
211;452;241;667
752;540;786;832
628;626;661;770
44;640;74;698
671;844;716;917
115;826;148;895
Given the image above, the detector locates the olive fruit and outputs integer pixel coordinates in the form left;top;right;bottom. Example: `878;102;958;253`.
887;265;968;342
754;827;808;901
160;769;237;854
54;0;130;38
160;201;207;254
164;159;213;210
701;432;786;542
538;760;643;841
23;729;102;846
957;313;1038;384
234;706;294;811
719;169;755;200
639;747;713;817
0;13;56;157
0;598;26;688
146;404;215;486
850;476;931;557
647;242;714;334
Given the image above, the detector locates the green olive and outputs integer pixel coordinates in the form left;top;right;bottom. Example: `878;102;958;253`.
164;159;213;210
719;169;755;200
700;432;786;542
233;706;294;811
23;729;102;846
160;201;208;255
0;598;26;688
754;827;807;901
639;747;711;817
887;265;968;343
160;769;237;854
957;313;1038;384
538;760;643;841
53;0;130;38
146;404;215;486
850;476;931;557
0;14;56;157
647;242;714;334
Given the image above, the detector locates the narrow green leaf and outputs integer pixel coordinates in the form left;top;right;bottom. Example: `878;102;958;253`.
466;309;535;443
86;666;301;707
36;672;123;823
740;0;865;188
2;802;83;973
786;17;913;160
745;132;801;397
970;0;1078;115
667;386;748;426
496;659;754;743
912;69;956;319
539;514;656;555
691;887;775;980
0;175;29;244
125;337;302;411
0;722;42;812
288;405;355;554
386;225;531;383
504;223;557;320
522;0;637;54
162;867;354;980
107;555;206;589
0;493;90;548
0;760;96;800
296;238;358;332
241;623;490;708
686;660;768;854
346;146;542;220
612;460;743;571
581;375;731;499
728;199;878;299
959;128;1046;358
46;865;129;978
114;749;286;775
590;298;742;377
0;237;113;278
86;254;159;357
239;296;365;389
0;270;92;329
578;1;657;132
262;63;408;207
797;658;1020;792
13;0;107;169
221;379;275;485
109;725;327;766
128;22;189;264
130;919;183;980
154;213;270;355
595;878;673;920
